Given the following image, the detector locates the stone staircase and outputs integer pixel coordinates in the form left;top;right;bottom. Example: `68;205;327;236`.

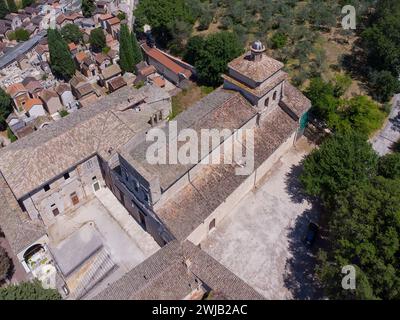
70;249;116;300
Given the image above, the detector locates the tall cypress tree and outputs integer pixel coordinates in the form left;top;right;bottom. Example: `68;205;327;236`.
119;24;134;73
131;29;143;66
0;0;9;19
6;0;17;13
48;29;76;80
119;24;143;73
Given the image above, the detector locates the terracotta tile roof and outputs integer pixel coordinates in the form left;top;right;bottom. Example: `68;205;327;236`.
151;76;165;88
108;76;126;91
0;85;166;199
101;64;121;80
0;172;45;254
6;83;26;97
98;13;113;21
142;44;192;78
156;105;298;241
68;42;77;51
280;82;312;118
39;89;58;103
228;51;284;83
222;69;288;98
139;65;156;77
94;52;109;64
24;98;43;111
93;240;264;300
107;17;120;25
75;51;87;64
55;83;71;95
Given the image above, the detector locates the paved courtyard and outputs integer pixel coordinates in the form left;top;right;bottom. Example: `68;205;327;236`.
47;187;160;298
371;94;400;155
202;138;322;299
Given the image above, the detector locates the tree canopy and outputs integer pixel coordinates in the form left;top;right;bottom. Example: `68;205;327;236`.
82;0;95;18
134;0;195;49
0;87;12;131
0;280;62;300
300;130;378;205
118;24;143;73
0;0;9;19
0;246;11;282
89;28;106;53
48;28;76;80
317;176;400;299
305;77;385;136
186;32;243;87
362;0;400;101
61;23;83;44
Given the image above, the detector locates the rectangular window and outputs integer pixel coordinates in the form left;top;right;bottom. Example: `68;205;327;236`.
63;172;70;180
52;207;59;216
43;184;50;192
70;192;79;205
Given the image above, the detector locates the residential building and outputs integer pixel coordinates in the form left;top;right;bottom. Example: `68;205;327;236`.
141;43;192;86
39;89;64;115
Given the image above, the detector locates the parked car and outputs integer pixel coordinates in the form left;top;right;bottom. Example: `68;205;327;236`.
304;222;319;246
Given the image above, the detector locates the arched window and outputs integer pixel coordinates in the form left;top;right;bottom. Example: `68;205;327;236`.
264;97;270;107
273;91;277;100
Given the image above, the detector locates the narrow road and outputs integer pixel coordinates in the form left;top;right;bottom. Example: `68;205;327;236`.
370;94;400;156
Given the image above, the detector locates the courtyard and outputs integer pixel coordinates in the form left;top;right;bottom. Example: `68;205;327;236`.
202;138;323;299
46;187;160;298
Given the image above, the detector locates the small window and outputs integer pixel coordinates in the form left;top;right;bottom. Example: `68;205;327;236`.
70;192;79;205
52;207;59;216
273;91;277;100
63;172;70;180
264;97;269;107
92;176;97;181
44;184;50;192
209;219;216;231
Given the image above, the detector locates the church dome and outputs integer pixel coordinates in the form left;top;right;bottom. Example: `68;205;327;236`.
251;40;265;52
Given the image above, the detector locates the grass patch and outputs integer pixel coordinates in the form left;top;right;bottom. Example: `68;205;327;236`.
168;84;213;120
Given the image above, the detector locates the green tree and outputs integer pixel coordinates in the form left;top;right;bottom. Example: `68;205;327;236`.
271;32;287;49
305;77;338;121
0;280;62;300
21;0;33;8
134;0;195;48
300;130;378;205
0;87;12;131
329;96;386;136
131;28;143;66
82;0;95;18
6;0;17;13
368;70;400;103
183;35;204;66
378;152;400;179
195;32;243;87
318;177;400;299
61;23;83;44
89;28;106;53
12;28;30;42
48;28;76;80
0;246;11;282
0;0;9;19
118;24;142;73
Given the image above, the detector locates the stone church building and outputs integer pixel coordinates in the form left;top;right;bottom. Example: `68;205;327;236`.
0;41;311;299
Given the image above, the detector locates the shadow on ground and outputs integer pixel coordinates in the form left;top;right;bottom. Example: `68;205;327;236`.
285;159;315;204
284;161;324;299
284;205;324;299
